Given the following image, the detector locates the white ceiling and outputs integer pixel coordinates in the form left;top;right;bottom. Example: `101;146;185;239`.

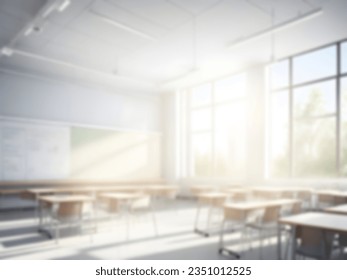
0;0;346;94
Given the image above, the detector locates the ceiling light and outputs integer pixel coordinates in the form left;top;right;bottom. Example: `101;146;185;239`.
57;0;71;12
227;8;323;50
24;27;33;36
5;48;154;85
89;10;157;41
42;3;57;18
1;47;13;56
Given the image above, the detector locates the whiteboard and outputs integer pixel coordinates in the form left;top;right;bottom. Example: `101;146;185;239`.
0;120;70;180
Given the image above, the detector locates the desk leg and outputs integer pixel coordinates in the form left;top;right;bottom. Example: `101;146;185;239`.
37;200;53;239
291;226;297;260
218;221;241;259
277;224;281;260
150;203;158;236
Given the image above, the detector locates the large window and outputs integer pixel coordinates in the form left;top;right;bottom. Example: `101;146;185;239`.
188;73;247;179
268;40;347;178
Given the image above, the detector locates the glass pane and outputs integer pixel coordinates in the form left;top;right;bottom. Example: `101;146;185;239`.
215;73;246;102
269;60;289;90
214;102;247;178
340;77;347;175
293;118;336;177
269;90;289;177
342;41;347;74
293;80;336;118
191;83;212;107
293;46;336;85
191;133;212;177
191;108;211;131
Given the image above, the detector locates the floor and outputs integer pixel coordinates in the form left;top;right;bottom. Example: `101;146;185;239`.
0;198;341;260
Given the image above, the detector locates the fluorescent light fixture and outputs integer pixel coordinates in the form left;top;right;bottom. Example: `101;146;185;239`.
42;3;57;18
227;8;323;49
89;10;157;41
24;27;33;36
42;0;70;18
57;0;71;12
1;47;13;56
5;48;154;85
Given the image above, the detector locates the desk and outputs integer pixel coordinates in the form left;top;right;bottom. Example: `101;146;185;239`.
194;192;229;237
220;199;299;259
99;192;157;237
38;195;94;240
252;187;311;199
221;188;251;202
278;212;347;259
145;185;178;197
314;190;347;209
325;204;347;215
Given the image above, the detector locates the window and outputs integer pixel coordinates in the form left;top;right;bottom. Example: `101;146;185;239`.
268;41;347;178
269;60;289;90
188;73;247;179
191;83;212;107
341;77;347;175
293;46;336;85
269;90;289;177
342;42;347;74
215;74;246;102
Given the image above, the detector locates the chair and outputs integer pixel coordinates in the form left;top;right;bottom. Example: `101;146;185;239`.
219;208;256;258
194;193;227;237
292;226;333;259
49;201;93;244
247;205;282;258
297;191;312;210
281;201;303;258
190;186;215;197
149;186;178;212
317;194;334;210
128;195;158;238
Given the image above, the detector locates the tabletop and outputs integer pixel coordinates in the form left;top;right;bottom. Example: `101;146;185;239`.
279;212;347;233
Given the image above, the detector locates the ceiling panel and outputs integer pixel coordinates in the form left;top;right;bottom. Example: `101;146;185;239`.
91;0;168;37
0;11;28;47
106;0;191;29
15;21;63;50
67;12;152;51
0;0;46;21
168;0;223;15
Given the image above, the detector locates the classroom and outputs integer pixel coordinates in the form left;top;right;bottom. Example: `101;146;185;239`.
1;0;347;260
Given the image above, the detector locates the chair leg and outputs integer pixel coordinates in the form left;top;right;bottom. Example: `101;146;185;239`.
219;220;227;252
55;223;59;245
150;204;158;236
194;204;201;230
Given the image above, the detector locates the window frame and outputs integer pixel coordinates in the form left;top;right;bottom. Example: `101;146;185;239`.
268;39;347;179
187;73;248;179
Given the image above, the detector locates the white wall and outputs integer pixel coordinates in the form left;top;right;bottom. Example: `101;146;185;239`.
0;71;161;132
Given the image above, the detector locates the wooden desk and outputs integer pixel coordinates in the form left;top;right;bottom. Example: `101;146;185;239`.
325;204;347;215
38;195;94;239
278;212;347;259
0;179;165;188
220;199;299;259
315;190;347;209
194;192;229;237
315;190;347;198
220;188;251;202
99;192;157;237
252;187;311;199
145;185;177;197
99;192;145;202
